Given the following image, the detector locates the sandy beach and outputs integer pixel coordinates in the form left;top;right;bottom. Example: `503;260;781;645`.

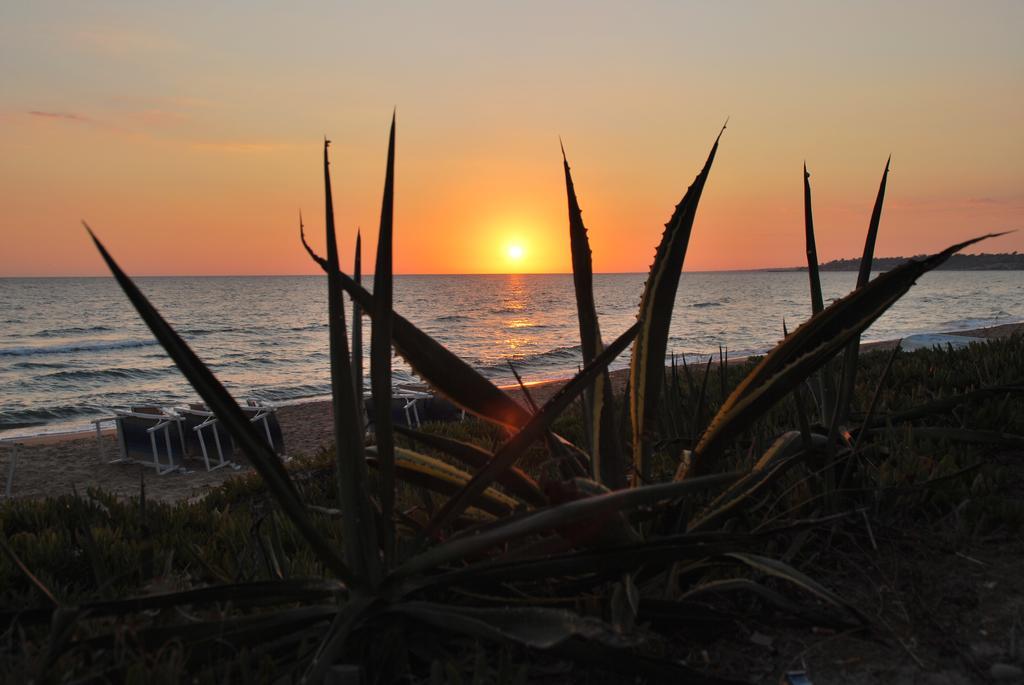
2;322;1020;503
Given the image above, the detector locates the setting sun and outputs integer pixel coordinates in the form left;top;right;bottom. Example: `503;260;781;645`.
506;244;525;261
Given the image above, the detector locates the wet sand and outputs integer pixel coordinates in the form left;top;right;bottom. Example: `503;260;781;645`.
1;323;1020;502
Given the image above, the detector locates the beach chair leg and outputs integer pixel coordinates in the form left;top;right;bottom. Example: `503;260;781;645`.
262;416;273;450
412;401;421;428
211;428;230;469
197;429;212;471
94;420;106;461
148;431;159;472
3;444;17;499
204;427;229;471
210;430;229;466
163;426;176;474
109;418;129;465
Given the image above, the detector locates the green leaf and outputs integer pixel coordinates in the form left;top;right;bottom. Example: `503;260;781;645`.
395;425;546;506
391;602;634;650
630;126;724;484
352;229;363;401
678;578;854;627
304;596;379;684
832;158;890;428
803;163;824;315
860;383;1024;428
421;322;640;538
0;535;59;607
721;552;868;623
407;531;748;593
67;580;343;622
685;233;1004;477
393;471;739;578
85;223;357;588
372;114;398;567
298;247;532;429
868;426;1024;449
321;140;381;585
368;445;520;517
803;163;834;423
687;431;827;532
562;142;625;489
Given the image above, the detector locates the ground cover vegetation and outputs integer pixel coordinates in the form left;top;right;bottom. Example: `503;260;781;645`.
1;118;1020;683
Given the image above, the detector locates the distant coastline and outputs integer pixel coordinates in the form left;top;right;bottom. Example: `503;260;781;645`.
765;252;1024;272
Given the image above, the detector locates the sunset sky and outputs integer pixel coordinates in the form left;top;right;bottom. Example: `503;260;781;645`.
1;1;1021;276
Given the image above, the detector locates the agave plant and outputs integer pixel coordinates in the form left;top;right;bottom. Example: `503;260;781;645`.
14;116;1004;682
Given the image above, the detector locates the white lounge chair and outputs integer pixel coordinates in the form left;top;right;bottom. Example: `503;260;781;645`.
363;388;464;433
175;403;238;472
95;406;186;475
243;399;286;458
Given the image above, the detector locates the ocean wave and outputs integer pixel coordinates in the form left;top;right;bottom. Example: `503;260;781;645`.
11;360;69;370
30;325;115;337
478;344;584;375
0;405;100;430
41;367;169;382
250;383;333;402
0;339;159;357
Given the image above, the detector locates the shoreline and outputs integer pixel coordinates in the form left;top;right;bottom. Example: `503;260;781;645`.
3;321;1021;448
1;322;1020;503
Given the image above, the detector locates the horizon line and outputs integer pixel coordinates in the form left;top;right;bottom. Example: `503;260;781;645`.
2;252;1017;279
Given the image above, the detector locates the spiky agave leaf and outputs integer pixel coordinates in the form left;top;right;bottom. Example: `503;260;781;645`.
803;163;835;422
392;602;744;684
677;578;855;628
74;605;338;654
2;580;347;630
394;425;546;506
304;596;380;684
860;382;1024;428
862;426;1024;449
352;229;363;399
831;157;890;429
367;445;520;517
391;602;633;649
393;471;739;579
321;141;381;585
372;114;397;566
683;234;1003;477
687;431;828;532
404;530;758;594
630;126;724;484
421;322;640;539
803;163;824;315
85;223;357;588
300;238;532;430
562;142;625;489
719;552;868;623
0;536;59;607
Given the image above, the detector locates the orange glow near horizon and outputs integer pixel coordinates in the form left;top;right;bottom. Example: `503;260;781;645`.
0;3;1021;276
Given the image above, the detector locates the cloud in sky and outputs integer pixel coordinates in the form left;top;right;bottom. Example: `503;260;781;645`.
28;110;94;124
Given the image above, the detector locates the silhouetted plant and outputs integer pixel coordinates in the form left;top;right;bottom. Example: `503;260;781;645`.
4;116;1011;682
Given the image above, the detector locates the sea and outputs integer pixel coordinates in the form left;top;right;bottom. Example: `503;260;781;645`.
2;271;1022;438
